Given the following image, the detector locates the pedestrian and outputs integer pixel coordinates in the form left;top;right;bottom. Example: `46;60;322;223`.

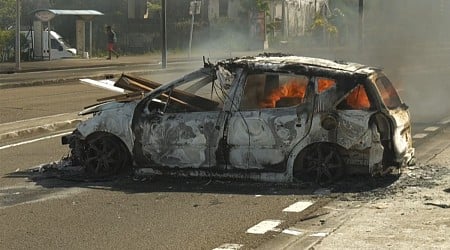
106;25;119;59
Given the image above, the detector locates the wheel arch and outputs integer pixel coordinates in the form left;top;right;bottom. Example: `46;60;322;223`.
286;140;347;181
83;131;133;167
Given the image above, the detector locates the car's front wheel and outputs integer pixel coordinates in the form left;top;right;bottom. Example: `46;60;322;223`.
82;133;130;178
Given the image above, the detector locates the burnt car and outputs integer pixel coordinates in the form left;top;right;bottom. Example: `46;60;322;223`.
62;54;415;183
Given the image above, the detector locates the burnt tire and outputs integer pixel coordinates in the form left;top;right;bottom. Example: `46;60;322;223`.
83;134;130;178
294;143;344;185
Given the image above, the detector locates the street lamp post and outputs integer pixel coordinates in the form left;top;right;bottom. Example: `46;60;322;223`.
15;0;21;71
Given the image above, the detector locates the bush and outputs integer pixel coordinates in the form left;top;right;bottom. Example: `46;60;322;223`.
0;29;14;61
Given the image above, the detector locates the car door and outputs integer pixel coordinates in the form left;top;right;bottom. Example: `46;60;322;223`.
226;72;313;171
132;69;231;169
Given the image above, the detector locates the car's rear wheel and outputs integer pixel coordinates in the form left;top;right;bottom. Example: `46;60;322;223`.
83;133;130;178
294;143;344;185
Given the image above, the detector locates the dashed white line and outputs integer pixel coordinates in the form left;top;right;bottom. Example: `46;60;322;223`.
413;133;428;139
0;132;71;150
438;116;450;125
310;232;329;237
246;220;282;234
424;126;439;132
212;243;243;250
282;228;303;236
283;201;313;213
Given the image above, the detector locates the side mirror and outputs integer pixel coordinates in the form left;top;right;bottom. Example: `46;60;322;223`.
148;99;166;114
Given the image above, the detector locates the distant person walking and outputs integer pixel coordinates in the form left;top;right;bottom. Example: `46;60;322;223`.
106;25;119;59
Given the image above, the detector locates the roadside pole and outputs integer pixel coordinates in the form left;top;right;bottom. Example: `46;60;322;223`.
188;11;195;59
358;0;364;52
15;0;21;71
188;1;201;59
161;0;167;68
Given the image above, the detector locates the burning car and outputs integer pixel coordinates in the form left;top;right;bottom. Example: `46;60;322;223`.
62;54;415;183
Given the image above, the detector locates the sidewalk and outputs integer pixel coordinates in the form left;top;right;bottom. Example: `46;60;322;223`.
257;127;450;250
0;54;175;74
0;50;249;74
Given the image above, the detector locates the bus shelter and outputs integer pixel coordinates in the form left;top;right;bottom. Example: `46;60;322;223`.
32;9;104;60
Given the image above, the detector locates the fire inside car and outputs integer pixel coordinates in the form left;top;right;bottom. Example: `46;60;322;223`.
61;54;415;184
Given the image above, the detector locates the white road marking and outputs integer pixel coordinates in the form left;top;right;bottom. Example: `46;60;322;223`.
246;220;283;234
212;243;243;250
413;133;428;139
283;201;313;212
310;232;329;237
424;126;439;132
282;228;303;236
438;116;450;124
0;132;71;150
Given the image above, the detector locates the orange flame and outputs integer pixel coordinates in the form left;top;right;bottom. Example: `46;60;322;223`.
346;85;370;109
318;78;336;93
260;79;307;108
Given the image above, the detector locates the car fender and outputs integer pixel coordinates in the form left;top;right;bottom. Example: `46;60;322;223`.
77;101;137;153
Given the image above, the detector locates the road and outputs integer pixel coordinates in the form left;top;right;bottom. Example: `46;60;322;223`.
1;63;450;249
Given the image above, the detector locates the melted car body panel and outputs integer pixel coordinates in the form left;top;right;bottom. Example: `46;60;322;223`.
139;111;220;168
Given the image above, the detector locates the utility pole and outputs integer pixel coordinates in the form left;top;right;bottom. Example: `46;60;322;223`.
358;0;364;52
282;0;286;38
161;0;167;68
188;1;201;59
15;0;21;71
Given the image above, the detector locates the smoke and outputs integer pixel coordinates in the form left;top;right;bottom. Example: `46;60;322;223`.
361;0;450;122
278;0;450;123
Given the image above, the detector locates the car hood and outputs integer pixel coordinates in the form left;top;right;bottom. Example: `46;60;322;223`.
79;101;137;116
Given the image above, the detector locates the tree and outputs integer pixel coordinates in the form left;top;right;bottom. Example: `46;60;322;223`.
0;0;15;30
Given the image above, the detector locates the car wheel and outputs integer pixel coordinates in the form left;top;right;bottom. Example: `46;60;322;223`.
295;143;344;185
83;134;130;177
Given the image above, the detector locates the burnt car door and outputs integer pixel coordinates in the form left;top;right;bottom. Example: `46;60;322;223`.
225;72;314;171
132;68;231;169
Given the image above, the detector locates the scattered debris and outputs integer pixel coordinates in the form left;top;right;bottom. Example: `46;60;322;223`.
314;188;332;195
424;202;450;209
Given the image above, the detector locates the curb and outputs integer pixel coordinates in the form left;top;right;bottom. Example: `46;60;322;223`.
0;118;84;141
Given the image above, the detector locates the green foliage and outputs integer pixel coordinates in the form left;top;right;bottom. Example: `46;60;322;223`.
310;14;338;35
0;29;14;50
241;0;270;12
147;0;161;12
145;0;161;20
0;29;15;61
0;0;16;30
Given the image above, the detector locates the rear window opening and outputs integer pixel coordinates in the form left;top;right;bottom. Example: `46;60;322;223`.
337;84;372;110
375;77;402;109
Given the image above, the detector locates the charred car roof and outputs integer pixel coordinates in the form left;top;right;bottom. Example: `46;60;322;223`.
218;53;379;78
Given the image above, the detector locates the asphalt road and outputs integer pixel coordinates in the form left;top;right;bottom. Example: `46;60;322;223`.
1;62;450;249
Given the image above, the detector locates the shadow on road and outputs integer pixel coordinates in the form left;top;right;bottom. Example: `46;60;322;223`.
3;164;400;197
